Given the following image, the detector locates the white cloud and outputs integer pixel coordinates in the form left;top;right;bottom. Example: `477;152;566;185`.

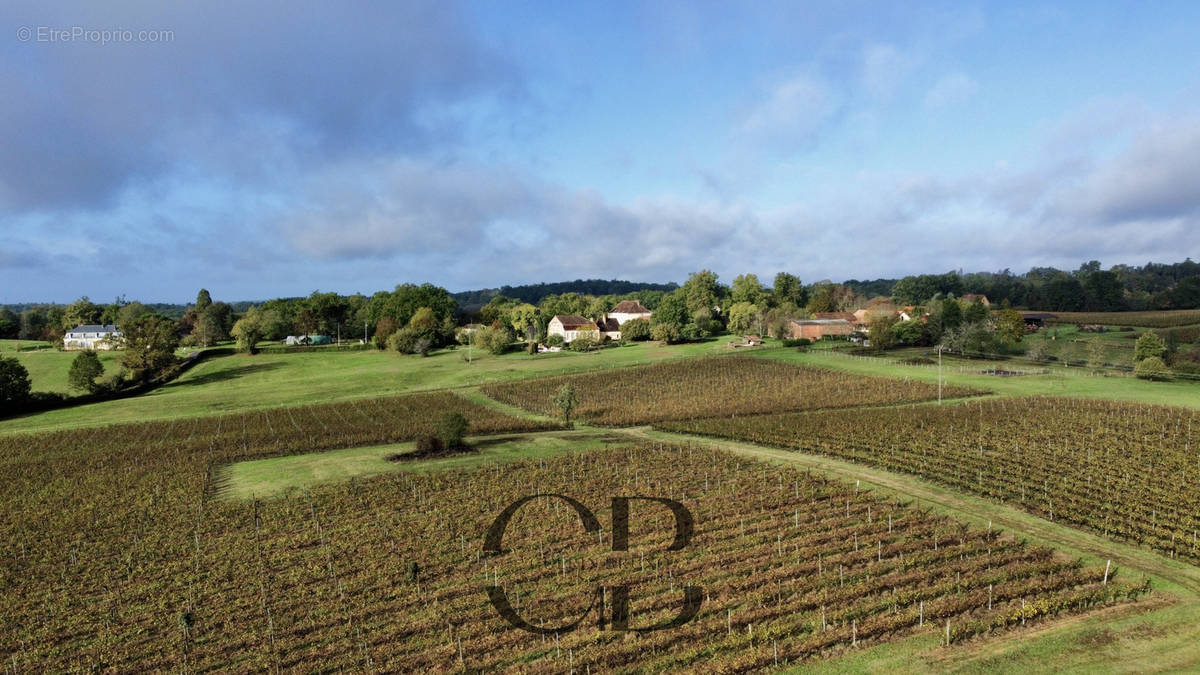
923;73;978;108
737;72;837;149
861;44;915;101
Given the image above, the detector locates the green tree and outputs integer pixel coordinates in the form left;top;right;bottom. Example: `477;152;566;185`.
436;411;469;450
62;296;101;330
1087;339;1108;372
650;292;689;329
68;350;105;393
731;274;767;306
507;303;540;343
994;309;1026;343
120;315;180;382
0;356;32;406
231;306;277;353
191;311;223;347
650;322;681;344
373;317;399;349
620;317;651;341
0;307;17;339
1135;332;1166;362
195;288;213;313
1134;356;1171;381
550;383;578;427
681;270;723;315
772;273;806;307
726;301;759;334
867;314;899;350
963;299;988;324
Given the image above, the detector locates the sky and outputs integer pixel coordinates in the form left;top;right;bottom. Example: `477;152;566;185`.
3;1;1200;303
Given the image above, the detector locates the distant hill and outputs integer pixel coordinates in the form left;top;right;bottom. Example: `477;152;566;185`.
453;279;679;311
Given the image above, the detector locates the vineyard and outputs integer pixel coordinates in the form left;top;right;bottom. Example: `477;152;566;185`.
660;397;1200;564
482;356;983;426
0;439;1140;671
1044;310;1200;328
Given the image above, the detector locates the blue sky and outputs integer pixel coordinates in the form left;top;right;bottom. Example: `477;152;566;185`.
3;1;1200;302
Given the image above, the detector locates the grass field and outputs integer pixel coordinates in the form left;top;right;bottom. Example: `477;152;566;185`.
0;340;726;434
758;348;1200;409
0;339;124;394
217;429;630;500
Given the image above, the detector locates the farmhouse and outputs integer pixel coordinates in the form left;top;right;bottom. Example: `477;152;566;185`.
548;315;601;343
63;324;121;350
607;299;652;325
774;318;854;341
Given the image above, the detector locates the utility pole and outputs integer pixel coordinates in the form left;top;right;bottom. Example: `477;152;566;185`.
364;321;368;344
936;343;945;401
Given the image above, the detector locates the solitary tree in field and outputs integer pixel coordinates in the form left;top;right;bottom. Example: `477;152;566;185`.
1135;332;1166;363
68;350;105;393
436;412;469;450
551;383;578;428
0;356;32;406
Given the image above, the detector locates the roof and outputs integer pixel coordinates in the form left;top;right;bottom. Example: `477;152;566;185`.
963;294;990;303
552;314;599;330
813;312;857;322
68;324;119;333
610;300;650;314
790;319;853;326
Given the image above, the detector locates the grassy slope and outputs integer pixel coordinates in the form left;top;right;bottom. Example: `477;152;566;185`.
0;340;124;394
758;348;1200;409
0;340;726;434
216;429;625;500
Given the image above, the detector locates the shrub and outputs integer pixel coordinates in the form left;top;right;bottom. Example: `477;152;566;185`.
436;412;469;449
781;338;811;348
1135;332;1166;362
413;435;444;455
0;356;32;406
621;317;651;341
651;323;681;344
67;350;105;394
1134;356;1171;381
569;334;597;352
545;334;565;348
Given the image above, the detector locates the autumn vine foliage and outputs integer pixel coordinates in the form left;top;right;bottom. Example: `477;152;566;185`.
482;356;983;426
662;396;1200;564
0;437;1140;671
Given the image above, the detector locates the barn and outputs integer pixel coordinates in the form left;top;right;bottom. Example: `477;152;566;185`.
776;318;854;340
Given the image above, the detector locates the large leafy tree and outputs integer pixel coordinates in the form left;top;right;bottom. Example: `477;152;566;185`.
772;273;806;308
681;270;724;315
0;356;32;406
61;296;102;330
731;274;767;306
120;315;180;382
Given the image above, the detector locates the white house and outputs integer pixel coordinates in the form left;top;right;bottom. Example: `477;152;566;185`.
548;315;600;343
607;299;653;325
64;324;121;350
